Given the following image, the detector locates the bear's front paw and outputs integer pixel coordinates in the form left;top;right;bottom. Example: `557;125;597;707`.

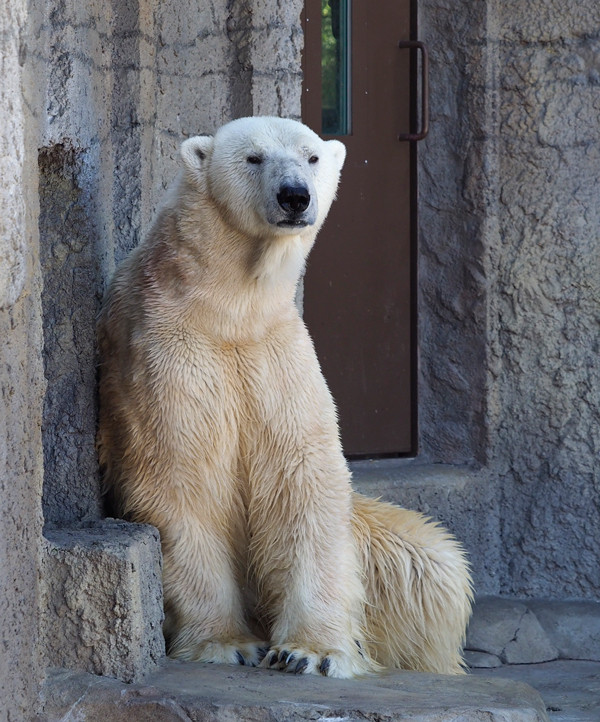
261;644;370;678
169;636;269;667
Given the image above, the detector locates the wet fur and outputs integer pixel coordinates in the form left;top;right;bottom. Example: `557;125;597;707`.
98;117;472;678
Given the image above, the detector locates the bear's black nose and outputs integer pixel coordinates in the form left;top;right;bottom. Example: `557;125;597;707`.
277;185;310;214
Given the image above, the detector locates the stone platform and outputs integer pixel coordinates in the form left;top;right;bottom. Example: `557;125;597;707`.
464;597;600;668
472;660;600;722
40;661;549;721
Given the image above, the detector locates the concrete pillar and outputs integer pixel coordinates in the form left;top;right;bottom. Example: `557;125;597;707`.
0;0;46;716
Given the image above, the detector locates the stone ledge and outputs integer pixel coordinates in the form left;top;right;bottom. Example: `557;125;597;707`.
41;519;165;683
465;597;600;667
350;459;481;491
471;660;600;722
39;661;549;721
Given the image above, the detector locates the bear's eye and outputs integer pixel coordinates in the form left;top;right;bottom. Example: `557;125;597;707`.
308;155;319;164
247;155;262;165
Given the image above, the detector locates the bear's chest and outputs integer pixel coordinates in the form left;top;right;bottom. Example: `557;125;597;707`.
160;321;324;425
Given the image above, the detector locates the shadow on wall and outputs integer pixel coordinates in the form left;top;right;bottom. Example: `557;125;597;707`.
38;142;104;527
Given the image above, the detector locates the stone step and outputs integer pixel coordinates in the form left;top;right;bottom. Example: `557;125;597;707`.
40;661;549;721
471;660;600;722
42;520;165;683
465;596;600;668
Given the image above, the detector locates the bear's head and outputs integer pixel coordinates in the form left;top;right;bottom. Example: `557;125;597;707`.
180;117;346;241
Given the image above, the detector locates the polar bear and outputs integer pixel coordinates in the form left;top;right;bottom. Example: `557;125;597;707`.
97;116;472;678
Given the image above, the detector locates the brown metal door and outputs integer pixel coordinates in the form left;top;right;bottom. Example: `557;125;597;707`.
302;0;415;456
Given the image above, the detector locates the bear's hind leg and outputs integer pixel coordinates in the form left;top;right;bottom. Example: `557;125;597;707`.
352;492;473;674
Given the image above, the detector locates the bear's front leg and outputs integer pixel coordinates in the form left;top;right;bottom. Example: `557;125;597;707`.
246;424;376;677
248;455;375;678
160;505;268;667
241;322;377;678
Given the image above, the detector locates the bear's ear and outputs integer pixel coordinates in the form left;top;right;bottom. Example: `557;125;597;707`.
181;135;214;172
326;139;347;171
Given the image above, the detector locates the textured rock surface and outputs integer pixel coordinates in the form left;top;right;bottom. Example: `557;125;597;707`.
417;0;491;467
466;598;534;660
529;601;600;662
489;6;600;599
419;0;600;599
465;598;558;665
502;612;558;666
0;0;47;718
42;521;165;683
0;1;28;310
40;662;550;721
39;142;104;524
464;597;600;666
472;660;600;722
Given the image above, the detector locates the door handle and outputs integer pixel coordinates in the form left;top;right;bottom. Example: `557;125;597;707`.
398;40;429;141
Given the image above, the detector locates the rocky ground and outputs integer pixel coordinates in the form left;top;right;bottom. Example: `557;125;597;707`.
40;662;550;721
38;597;600;721
472;660;600;722
464;597;600;721
464;597;600;668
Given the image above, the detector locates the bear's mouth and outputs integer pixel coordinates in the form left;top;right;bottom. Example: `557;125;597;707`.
277;220;309;228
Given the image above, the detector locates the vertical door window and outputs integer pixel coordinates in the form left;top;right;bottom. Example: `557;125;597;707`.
321;0;351;135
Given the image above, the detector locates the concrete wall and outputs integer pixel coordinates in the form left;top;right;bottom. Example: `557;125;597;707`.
489;2;600;598
0;0;46;717
417;0;492;467
37;0;303;527
419;0;600;598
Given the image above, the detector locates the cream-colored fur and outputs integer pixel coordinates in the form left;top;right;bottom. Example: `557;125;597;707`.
98;117;472;678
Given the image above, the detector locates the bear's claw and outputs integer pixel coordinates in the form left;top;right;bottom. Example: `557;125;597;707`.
294;657;309;674
259;642;372;677
319;657;331;675
279;649;295;665
257;646;270;662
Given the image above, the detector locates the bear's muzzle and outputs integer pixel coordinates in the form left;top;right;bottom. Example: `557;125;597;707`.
276;184;311;227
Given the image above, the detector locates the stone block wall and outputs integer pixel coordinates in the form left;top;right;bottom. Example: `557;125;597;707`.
42;521;164;682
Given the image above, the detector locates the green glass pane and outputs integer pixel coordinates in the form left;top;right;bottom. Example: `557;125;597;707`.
321;0;350;135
